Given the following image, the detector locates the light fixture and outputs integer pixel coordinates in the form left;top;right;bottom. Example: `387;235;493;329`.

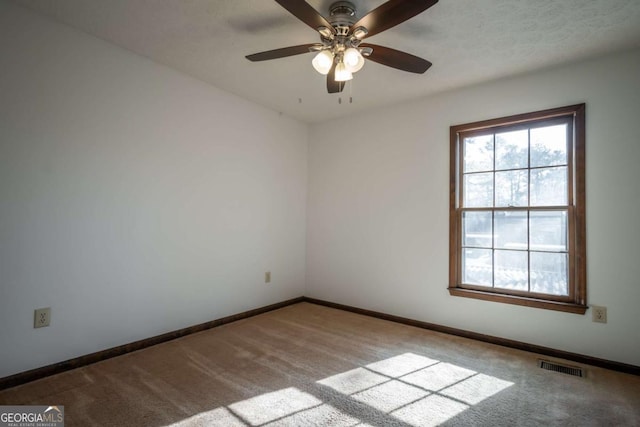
311;45;366;83
317;26;334;39
343;47;364;72
360;46;373;57
334;61;353;82
309;18;370;86
312;50;334;75
352;26;368;40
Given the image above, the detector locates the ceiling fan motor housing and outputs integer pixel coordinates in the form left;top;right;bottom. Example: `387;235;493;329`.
328;1;358;32
329;1;356;18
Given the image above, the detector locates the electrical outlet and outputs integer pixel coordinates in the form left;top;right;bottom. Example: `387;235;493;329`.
34;307;51;328
592;306;607;323
265;271;271;284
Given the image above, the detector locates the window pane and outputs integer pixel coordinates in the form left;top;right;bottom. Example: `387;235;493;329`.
531;252;568;295
531;166;567;206
464;135;493;173
531;124;567;167
494;211;527;250
463;172;493;207
495;129;528;170
494;250;528;291
451;104;585;312
463;211;492;248
495;170;528;207
462;248;492;286
530;211;567;252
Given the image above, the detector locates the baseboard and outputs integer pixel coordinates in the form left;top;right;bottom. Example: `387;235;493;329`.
0;297;305;391
3;295;637;390
302;297;640;376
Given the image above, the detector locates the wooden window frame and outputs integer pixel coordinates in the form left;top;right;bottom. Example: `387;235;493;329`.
449;104;587;314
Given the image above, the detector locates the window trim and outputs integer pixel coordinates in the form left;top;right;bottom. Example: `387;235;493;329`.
448;104;587;314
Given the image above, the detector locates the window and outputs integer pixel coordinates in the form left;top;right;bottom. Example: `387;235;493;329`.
449;104;586;313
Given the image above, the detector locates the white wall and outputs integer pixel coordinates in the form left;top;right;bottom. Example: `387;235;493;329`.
307;48;640;366
0;1;307;378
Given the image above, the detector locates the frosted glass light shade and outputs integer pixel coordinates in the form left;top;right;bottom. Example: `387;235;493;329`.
334;62;353;81
312;51;334;75
343;48;364;72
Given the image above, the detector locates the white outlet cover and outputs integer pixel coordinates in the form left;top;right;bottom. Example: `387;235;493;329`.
34;307;51;328
591;305;607;323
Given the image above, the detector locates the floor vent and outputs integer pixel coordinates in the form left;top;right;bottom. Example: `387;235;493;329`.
538;359;584;377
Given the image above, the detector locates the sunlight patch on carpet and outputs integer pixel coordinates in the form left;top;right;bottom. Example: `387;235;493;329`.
316;367;388;395
401;362;476;391
393;394;469;427
170;388;365;427
352;379;429;412
318;352;514;426
169;406;245;426
227;387;321;425
264;403;364;426
440;373;513;405
365;352;439;377
168;352;513;426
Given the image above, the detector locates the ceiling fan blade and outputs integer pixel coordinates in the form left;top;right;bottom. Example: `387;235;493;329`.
361;44;432;74
274;0;335;35
351;0;438;39
326;62;345;93
246;44;317;61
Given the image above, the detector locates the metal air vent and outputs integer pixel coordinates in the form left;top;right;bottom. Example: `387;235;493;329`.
538;359;584;377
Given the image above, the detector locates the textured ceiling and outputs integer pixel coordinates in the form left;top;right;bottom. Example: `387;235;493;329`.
11;0;640;123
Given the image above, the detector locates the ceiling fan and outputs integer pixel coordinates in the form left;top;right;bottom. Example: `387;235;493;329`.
246;0;438;93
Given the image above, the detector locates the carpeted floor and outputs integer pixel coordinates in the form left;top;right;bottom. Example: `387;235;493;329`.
1;302;639;426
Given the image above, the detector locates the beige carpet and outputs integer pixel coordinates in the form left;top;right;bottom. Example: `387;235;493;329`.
1;302;639;426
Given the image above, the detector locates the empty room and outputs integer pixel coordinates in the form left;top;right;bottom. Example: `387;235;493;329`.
1;0;639;425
